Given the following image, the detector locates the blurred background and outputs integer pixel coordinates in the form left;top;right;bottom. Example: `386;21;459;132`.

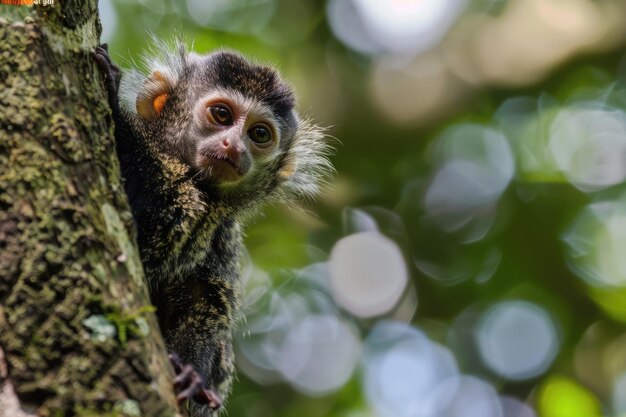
101;1;626;416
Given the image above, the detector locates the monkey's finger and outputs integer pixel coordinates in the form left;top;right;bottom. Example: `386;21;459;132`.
195;388;222;411
172;364;194;388
95;45;112;64
176;387;198;404
94;47;110;65
94;47;119;76
175;373;203;404
94;53;114;80
94;46;122;98
94;53;109;73
168;352;184;373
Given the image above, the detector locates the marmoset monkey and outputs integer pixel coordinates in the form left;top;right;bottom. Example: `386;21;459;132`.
95;41;331;416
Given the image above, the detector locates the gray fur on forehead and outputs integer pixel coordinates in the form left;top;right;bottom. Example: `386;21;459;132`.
186;50;296;121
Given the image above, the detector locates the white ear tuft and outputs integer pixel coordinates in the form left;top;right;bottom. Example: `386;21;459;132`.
118;35;189;116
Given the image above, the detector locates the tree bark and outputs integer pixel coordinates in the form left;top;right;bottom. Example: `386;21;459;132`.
0;2;180;416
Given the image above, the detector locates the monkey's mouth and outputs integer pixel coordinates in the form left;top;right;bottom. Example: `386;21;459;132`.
196;151;244;181
208;153;238;170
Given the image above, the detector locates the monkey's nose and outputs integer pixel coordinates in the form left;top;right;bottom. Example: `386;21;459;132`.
221;138;243;161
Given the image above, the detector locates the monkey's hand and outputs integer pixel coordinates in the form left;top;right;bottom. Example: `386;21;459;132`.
169;352;223;412
94;43;122;110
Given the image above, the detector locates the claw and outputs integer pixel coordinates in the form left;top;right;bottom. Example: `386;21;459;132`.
168;352;222;412
173;364;194;388
94;43;121;98
169;352;184;373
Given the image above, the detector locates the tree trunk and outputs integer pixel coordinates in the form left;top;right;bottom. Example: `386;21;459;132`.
0;2;180;416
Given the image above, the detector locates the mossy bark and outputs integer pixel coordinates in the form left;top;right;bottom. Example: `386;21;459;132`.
0;2;180;416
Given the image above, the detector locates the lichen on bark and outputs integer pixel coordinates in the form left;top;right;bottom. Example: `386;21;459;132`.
0;2;179;416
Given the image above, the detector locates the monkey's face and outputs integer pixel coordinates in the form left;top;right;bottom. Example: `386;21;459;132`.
187;90;283;184
130;49;329;199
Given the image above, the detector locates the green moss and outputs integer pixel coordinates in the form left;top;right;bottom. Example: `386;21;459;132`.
0;7;30;22
104;305;156;348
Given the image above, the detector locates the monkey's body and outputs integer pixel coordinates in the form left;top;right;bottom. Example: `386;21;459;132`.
95;41;330;416
119;113;239;400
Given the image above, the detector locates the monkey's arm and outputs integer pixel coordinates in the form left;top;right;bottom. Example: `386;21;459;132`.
94;44;135;161
95;45;145;168
95;45;121;118
94;45;165;215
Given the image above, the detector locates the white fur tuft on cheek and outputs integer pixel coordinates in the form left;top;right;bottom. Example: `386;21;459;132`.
275;118;334;202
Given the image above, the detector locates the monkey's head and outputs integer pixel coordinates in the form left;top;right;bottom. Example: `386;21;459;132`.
122;41;332;206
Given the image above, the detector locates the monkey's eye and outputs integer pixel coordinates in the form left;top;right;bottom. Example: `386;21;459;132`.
248;124;273;146
208;104;233;126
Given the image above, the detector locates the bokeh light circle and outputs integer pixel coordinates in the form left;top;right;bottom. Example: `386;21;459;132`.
613;372;626;416
426;376;503;417
327;0;468;56
424;124;514;233
499;396;537;417
328;232;408;318
565;198;626;288
549;106;626;192
538;375;602;417
277;314;361;396
477;301;559;380
363;322;459;417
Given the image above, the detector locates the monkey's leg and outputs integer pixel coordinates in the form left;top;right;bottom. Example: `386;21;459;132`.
151;275;235;416
160;287;235;415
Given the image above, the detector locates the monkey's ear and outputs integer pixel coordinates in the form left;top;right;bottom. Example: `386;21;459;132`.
136;70;173;119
